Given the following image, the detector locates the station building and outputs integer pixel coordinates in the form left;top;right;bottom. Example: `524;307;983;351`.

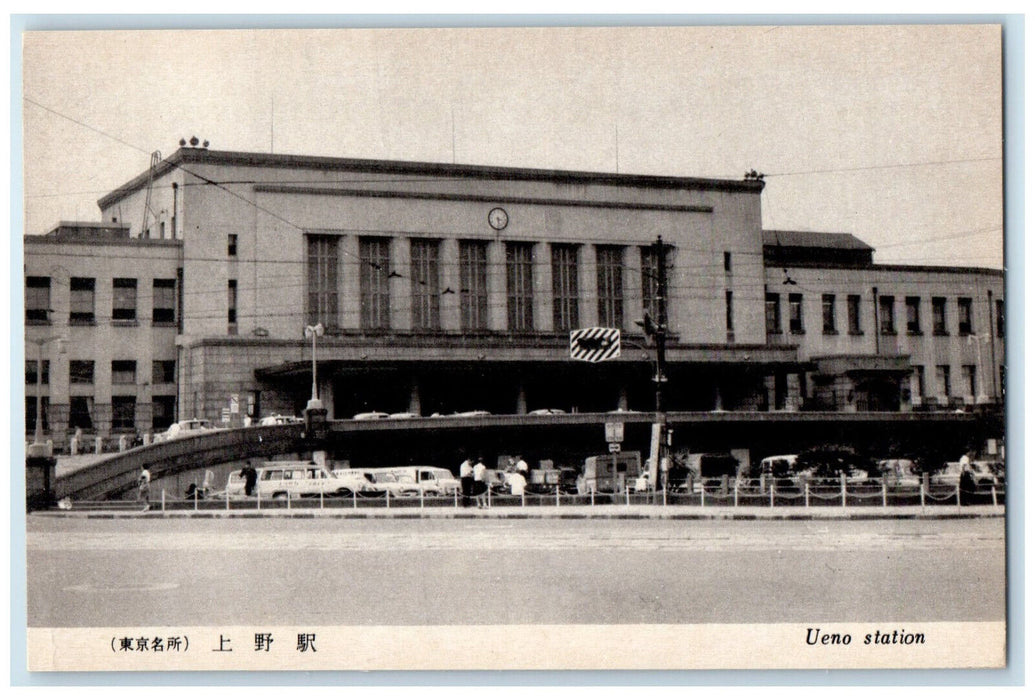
24;145;1004;449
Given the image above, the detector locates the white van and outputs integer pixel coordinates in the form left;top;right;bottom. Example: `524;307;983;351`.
759;454;798;477
226;462;350;499
390;466;460;495
333;466;459;497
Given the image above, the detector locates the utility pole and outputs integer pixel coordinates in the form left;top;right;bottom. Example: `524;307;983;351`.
654;235;669;495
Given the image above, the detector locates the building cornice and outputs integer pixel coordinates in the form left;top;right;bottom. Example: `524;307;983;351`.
98;147;766;209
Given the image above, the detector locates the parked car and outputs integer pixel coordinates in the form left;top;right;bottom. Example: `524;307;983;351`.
529;408;566;416
877;459;921;488
385;466;461;495
154;418;219;443
388;412;420;419
352;411;390;420
258;414;303;426
331;469;387;497
453;410;492;417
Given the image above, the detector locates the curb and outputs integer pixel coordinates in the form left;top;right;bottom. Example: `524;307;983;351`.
32;505;1006;521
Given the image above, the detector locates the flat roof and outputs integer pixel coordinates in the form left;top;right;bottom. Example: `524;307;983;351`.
98;146;766;209
763;230;874;251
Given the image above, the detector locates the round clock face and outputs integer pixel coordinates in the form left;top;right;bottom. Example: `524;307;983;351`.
488;207;509;231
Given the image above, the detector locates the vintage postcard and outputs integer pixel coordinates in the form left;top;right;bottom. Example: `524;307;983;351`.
18;22;1007;674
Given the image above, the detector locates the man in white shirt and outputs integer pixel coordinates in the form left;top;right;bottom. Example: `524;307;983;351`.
138;466;152;511
459;457;475;507
473;457;488;508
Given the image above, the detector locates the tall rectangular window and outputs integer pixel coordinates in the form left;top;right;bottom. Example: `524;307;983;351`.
227;279;238;326
25;397;49;432
70;277;95;324
69;360;94;384
788;293;804;334
822;294;836;334
847;294;862;334
359;237;390;330
111;360;137;385
152;360;176;384
551;244;580;331
25;360;50;385
506;242;535;331
723;251;732;273
410;239;441;330
958;297;973;335
905;296;921;334
152;396;176;431
641;246;659;320
111;396;137;431
25;276;51;323
227;233;238;257
932;297;947;335
879;295;896;334
68;396;94;431
112;278;138;321
936;365;951;398
995;299;1004;337
962;364;977;398
765;293;782;334
596;246;624;329
458;240;488;330
725;290;734;333
152;279;176;324
308;235;340;328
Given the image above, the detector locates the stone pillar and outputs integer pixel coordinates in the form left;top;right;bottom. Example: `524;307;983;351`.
408;381;422;415
764;375;777;412
713;382;724;411
785;373;802;412
516;384;528;414
532;242;551;332
617;385;629;411
487;241;507;331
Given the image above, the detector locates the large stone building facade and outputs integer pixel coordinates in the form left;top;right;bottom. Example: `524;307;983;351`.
24;145;1004;444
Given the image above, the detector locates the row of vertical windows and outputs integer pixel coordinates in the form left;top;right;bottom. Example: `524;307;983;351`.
27;395;178;432
24;277;177;325
27;360;174;385
913;364;986;399
307;236;656;333
768;292;996;337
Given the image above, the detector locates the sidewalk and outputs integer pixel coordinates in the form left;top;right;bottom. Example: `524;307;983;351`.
35;503;1005;520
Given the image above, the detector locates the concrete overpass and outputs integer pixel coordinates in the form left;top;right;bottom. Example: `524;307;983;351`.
51;410;998;501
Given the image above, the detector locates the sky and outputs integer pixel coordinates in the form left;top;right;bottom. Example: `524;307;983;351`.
20;23;1004;268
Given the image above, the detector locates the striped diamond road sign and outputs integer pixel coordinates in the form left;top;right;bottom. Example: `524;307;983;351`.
570;327;621;363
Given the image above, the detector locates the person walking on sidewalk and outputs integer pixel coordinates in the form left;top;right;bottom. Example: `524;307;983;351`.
138;466;152;511
459;456;475;507
473;457;489;509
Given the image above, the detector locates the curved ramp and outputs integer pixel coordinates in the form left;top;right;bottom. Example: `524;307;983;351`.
54;425;308;500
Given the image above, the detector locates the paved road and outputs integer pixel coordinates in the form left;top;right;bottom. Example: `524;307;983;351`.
26;516;1004;627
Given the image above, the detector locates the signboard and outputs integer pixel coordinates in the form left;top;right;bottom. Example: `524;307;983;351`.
221;408;231;424
569;327;621;363
605;421;624;443
230;394;239;414
608;443;622;454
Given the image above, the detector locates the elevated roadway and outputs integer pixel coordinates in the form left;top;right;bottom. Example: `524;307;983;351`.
51;410;994;501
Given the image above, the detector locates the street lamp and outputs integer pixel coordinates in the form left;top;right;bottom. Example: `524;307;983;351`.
28;335;66;458
304;323;324;411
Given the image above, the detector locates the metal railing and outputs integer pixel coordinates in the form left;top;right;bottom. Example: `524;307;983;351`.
54;475;1005;513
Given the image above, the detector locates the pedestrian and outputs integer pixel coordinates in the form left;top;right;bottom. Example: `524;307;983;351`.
459;456;475;507
138;465;152;511
506;469;527;496
959;466;976;506
514;454;529;479
473;456;489;509
240;460;259;497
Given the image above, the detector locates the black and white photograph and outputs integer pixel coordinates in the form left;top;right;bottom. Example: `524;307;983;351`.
16;21;1009;674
